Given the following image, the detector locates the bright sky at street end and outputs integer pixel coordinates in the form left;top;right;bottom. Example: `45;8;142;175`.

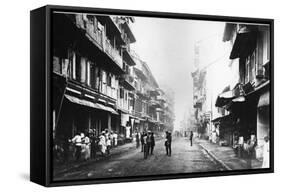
130;17;225;130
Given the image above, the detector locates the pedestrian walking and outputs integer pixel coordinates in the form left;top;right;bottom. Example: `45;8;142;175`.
141;132;145;152
105;129;109;141
150;132;155;155
262;136;270;168
165;131;172;156
136;131;140;148
147;131;152;155
143;132;149;159
82;133;91;161
106;133;112;155
190;131;194;146
125;122;131;142
113;131;118;147
69;132;83;161
89;129;97;159
110;131;114;147
244;133;257;169
98;131;107;156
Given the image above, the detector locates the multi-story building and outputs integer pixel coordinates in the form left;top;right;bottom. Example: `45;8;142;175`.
114;16;137;140
191;41;210;138
191;68;208;138
132;54;175;135
160;87;175;133
191;28;241;143
214;23;270;159
52;12;175;146
52;12;136;142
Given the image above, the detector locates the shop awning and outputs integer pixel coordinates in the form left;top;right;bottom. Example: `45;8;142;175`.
229;31;257;59
96;103;119;115
65;94;118;115
211;116;222;123
258;91;270;107
211;114;236;125
215;90;235;107
232;96;245;103
215;83;247;108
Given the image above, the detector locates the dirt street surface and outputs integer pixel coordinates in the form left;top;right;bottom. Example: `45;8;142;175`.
54;137;225;181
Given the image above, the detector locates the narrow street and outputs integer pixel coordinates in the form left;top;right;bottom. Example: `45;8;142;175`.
54;137;225;181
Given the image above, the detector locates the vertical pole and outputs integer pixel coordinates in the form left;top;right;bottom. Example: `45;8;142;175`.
108;113;111;132
53;110;56;139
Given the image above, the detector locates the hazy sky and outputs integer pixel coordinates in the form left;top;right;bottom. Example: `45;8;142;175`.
130;17;225;130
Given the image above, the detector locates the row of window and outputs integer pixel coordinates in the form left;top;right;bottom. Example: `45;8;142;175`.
54;52;166;116
76;14;123;56
240;28;270;84
53;50;119;100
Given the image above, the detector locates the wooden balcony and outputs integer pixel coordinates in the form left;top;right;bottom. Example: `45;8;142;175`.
74;14;124;72
123;46;136;66
120;74;135;91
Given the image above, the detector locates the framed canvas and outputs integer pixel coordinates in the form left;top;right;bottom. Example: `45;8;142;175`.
30;5;274;187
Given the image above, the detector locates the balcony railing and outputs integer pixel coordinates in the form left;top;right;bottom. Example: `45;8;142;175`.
123;74;134;85
110;16;130;44
74;14;123;70
104;39;123;69
117;98;129;112
150;99;161;107
132;110;143;118
85;22;103;48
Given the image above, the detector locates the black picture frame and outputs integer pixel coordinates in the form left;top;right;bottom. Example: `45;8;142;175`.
30;5;274;187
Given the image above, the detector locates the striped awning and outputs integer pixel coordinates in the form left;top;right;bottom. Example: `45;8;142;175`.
65;94;118;115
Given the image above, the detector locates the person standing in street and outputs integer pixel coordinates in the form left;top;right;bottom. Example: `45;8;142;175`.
113;131;118;147
89;129;97;159
141;132;145;152
82;133;91;161
150;132;155;155
106;132;112;155
245;133;257;169
136;131;140;149
147;131;152;155
125;123;131;143
98;131;107;156
165;131;172;156
190;131;194;146
143;132;148;159
262;136;270;168
69;132;82;161
110;131;114;147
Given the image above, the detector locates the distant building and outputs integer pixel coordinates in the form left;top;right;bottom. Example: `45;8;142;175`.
132;54;175;134
191;68;208;138
191;32;238;143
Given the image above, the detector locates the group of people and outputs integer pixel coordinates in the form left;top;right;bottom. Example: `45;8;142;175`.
138;131;156;159
233;132;270;168
69;129;118;161
134;130;173;159
66;129;175;161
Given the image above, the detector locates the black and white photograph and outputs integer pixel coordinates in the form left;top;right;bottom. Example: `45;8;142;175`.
51;10;272;182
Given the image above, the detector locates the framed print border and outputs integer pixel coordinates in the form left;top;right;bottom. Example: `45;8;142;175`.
30;5;274;187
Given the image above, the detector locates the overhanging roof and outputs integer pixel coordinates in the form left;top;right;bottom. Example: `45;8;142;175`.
230;31;257;59
65;94;118;115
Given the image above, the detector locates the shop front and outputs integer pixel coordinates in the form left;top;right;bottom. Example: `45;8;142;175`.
54;93;118;143
256;84;270;159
